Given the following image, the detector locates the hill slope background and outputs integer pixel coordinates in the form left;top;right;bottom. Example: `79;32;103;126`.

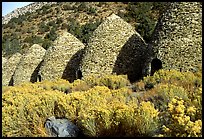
2;2;167;58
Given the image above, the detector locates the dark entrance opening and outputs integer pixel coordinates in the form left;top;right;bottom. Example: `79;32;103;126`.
30;60;44;83
37;74;42;82
76;69;83;80
62;48;85;83
8;76;14;86
150;58;162;76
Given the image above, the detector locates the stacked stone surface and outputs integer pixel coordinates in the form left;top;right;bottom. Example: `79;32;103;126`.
2;53;22;86
81;14;150;82
2;57;7;68
150;2;202;72
13;44;46;86
2;2;202;86
38;31;85;83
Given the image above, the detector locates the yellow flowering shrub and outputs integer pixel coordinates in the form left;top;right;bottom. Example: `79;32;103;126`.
140;83;189;112
83;74;130;89
141;69;202;110
2;85;66;137
2;83;159;137
70;79;91;92
35;78;71;93
131;81;146;92
157;96;202;137
30;79;90;93
2;70;202;137
75;86;159;137
112;101;159;136
143;69;202;92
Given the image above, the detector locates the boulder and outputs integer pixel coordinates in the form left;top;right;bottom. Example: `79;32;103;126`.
2;53;22;86
13;44;46;86
81;14;150;82
38;31;85;83
45;116;79;137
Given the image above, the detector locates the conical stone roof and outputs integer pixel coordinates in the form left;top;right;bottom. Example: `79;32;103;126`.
81;14;150;82
2;57;7;68
38;31;85;82
150;2;202;72
13;44;46;86
2;53;22;86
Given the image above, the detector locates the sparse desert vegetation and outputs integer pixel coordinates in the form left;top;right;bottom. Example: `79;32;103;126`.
2;69;202;137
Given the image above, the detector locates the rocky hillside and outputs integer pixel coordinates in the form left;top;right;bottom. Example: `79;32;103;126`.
2;2;167;58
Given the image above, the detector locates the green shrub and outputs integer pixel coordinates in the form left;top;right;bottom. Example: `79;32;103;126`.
38;22;50;33
77;3;87;12
67;19;82;38
2;23;10;29
9;17;20;24
66;19;101;44
7;22;16;29
27;28;33;33
44;27;57;41
62;4;75;10
143;69;202;92
24;36;33;43
24;35;43;45
97;2;106;7
56;17;63;24
87;7;96;14
32;35;43;44
41;5;51;14
142;84;190;112
55;7;61;14
61;23;68;30
80;20;101;44
24;11;31;17
15;28;22;32
83;74;130;89
2;39;21;57
42;39;52;50
17;15;27;23
124;2;167;42
2;34;10;43
152;2;169;15
70;79;91;92
47;20;56;27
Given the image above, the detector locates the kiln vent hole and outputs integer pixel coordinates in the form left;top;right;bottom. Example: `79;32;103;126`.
76;69;83;80
37;74;42;82
150;58;162;76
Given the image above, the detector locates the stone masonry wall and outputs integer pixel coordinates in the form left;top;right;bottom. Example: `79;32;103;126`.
149;2;202;72
38;31;85;83
81;14;150;82
13;44;46;86
2;53;22;86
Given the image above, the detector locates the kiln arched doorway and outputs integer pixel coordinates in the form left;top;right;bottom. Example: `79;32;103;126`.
150;58;162;76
